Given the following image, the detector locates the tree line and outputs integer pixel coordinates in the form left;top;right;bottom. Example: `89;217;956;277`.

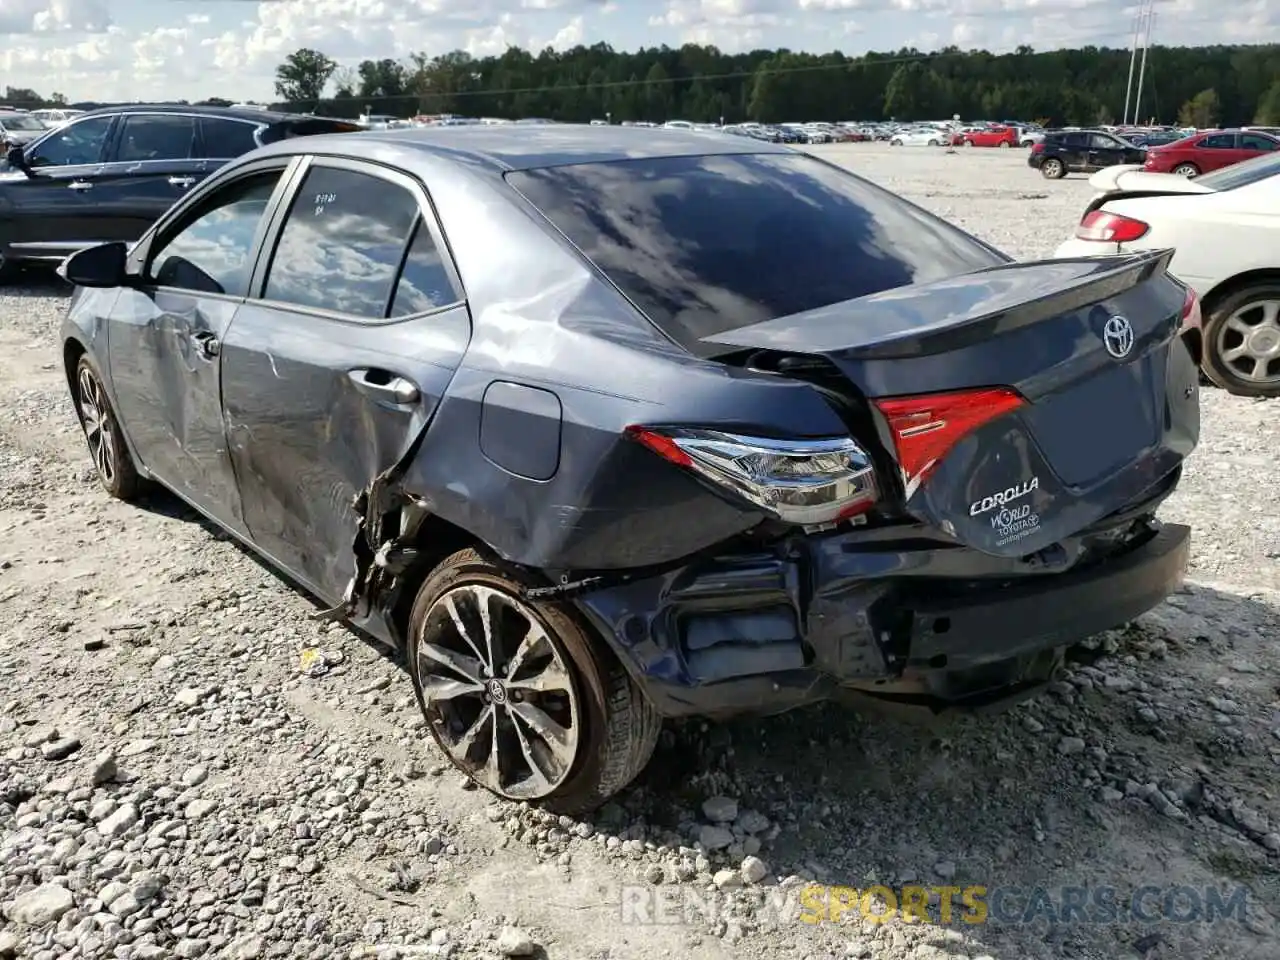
269;42;1280;128
5;43;1280;128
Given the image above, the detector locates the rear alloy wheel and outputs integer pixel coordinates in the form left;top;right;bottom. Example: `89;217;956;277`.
963;139;974;147
74;357;144;500
1201;284;1280;398
407;549;661;814
1040;158;1066;179
1172;163;1199;177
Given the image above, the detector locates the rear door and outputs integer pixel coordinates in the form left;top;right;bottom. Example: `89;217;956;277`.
2;113;117;257
1059;132;1090;170
1196;132;1237;172
219;156;471;603
92;113;208;241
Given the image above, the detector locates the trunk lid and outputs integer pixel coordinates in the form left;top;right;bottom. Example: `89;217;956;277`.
1087;165;1214;196
704;251;1200;558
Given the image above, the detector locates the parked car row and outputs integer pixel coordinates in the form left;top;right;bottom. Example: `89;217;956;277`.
54;122;1200;811
1028;127;1280;181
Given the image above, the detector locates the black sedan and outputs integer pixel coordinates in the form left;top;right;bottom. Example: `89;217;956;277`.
0;104;357;281
59;126;1198;812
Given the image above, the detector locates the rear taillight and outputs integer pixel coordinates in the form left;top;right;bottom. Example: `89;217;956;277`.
1075;209;1150;243
625;426;879;526
873;388;1026;496
1031;142;1045;154
1180;285;1201;330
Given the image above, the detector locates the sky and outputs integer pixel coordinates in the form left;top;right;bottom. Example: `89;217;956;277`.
0;0;1274;105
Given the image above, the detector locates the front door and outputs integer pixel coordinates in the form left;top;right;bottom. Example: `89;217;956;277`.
220;157;471;603
4;114;117;258
1086;133;1126;171
107;162;296;534
94;112;211;242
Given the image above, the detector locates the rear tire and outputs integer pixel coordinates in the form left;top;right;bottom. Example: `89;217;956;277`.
999;140;1011;148
406;549;661;815
963;139;974;147
890;139;902;146
928;139;939;146
73;356;144;501
1201;283;1280;398
1040;158;1066;179
1172;163;1199;177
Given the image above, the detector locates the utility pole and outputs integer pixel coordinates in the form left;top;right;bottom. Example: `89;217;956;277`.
1134;7;1155;126
1122;1;1143;125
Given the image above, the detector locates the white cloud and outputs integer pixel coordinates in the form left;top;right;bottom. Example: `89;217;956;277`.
0;0;1271;104
0;0;110;33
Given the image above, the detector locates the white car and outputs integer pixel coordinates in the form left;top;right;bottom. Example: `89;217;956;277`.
890;127;945;147
1054;153;1280;397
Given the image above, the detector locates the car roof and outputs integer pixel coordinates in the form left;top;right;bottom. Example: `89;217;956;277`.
74;103;304;124
251;123;794;173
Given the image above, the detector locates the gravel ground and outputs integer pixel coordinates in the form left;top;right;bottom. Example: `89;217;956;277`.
1;143;1278;960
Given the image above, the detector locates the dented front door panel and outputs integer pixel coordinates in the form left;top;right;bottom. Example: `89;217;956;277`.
218;301;471;604
107;287;246;533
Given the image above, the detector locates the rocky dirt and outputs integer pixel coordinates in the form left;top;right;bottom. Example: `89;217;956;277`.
0;143;1277;960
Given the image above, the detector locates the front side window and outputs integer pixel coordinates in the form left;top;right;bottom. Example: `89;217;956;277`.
507;152;1006;353
1089;134;1119;150
1240;134;1279;152
1200;134;1235;149
147;170;282;296
27;115;114;167
261;166;419;319
114;115;197;163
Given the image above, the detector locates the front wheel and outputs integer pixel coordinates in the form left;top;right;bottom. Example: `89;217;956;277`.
407;549;661;814
1172;163;1200;177
1021;140;1034;147
74;356;145;500
1040;158;1066;179
890;139;902;146
998;140;1011;148
962;139;974;147
1201;284;1280;398
928;139;939;146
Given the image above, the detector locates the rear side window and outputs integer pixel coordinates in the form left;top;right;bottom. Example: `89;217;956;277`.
262;165;419;319
1060;133;1087;148
115;115;197;162
506;153;1006;352
200;118;261;158
389;221;459;316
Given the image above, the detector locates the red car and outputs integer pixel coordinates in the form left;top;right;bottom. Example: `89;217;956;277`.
1143;129;1280;176
953;125;1019;148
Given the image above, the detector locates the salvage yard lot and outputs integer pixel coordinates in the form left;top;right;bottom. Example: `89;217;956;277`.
0;142;1277;960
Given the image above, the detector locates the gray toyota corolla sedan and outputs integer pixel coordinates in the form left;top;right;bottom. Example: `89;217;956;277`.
57;125;1201;813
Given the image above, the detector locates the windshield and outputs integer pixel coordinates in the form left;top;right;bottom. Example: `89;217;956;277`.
507;152;1007;353
0;115;47;131
1196;151;1280;191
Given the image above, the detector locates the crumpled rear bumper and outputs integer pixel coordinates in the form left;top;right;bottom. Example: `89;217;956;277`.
573;518;1190;719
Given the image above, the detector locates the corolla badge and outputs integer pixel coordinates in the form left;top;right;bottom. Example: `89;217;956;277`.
1102;315;1135;359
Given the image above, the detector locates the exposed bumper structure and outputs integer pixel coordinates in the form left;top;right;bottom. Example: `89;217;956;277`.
575;514;1190;719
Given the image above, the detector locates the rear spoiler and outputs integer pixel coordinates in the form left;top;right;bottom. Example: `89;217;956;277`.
702;248;1176;361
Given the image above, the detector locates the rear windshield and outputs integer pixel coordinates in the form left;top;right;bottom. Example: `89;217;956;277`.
1196;151;1280;191
506;152;1007;350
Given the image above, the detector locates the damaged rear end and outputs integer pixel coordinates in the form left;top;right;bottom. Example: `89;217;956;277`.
577;250;1198;717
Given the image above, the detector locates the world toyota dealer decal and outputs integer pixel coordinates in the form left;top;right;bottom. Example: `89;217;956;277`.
969;477;1042;547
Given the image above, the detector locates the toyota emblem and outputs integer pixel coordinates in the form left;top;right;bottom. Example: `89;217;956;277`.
1102;315;1135;359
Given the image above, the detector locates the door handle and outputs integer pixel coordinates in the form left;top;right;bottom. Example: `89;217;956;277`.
68;180;92;191
348;369;420;404
190;330;220;360
169;176;196;188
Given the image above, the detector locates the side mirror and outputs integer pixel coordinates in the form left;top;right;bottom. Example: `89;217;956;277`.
59;242;130;288
5;145;31;175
